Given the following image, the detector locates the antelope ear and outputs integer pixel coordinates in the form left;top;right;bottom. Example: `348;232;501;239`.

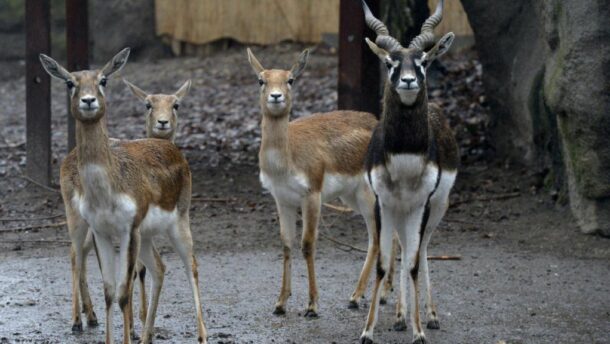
101;47;130;77
423;32;454;63
174;80;191;100
290;49;309;79
246;48;265;75
123;79;148;102
365;38;389;61
39;54;72;81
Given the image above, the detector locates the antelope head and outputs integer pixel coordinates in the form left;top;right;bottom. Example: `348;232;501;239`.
39;48;130;122
124;79;191;142
247;48;309;117
362;0;454;105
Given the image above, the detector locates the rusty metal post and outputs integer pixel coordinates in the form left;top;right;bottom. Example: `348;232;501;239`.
338;0;381;116
25;0;52;185
66;0;89;151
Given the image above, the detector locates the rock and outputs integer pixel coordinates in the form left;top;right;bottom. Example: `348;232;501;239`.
461;0;610;236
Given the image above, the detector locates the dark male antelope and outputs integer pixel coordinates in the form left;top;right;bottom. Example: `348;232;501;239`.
246;48;391;316
358;1;459;343
40;49;207;344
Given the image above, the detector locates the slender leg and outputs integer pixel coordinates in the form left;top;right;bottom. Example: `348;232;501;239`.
394;219;409;332
139;239;165;344
360;202;394;343
348;189;378;309
66;208;88;333
273;201;297;315
169;215;207;344
115;228;140;344
80;229;98;326
301;192;321;317
421;197;448;330
93;232;117;344
404;208;427;344
381;236;399;305
137;262;148;323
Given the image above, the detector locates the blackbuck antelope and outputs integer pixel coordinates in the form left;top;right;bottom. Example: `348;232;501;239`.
359;1;459;343
39;49;207;344
246;48;394;316
124;79;192;142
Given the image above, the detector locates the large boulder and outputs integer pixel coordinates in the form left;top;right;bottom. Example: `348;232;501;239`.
461;0;610;236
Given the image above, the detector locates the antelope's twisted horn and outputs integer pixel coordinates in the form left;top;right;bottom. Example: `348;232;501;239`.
409;0;444;51
361;0;403;52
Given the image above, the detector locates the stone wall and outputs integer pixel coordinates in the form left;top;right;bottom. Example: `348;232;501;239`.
461;0;610;236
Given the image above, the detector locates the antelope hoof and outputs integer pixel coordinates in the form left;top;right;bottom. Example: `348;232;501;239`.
71;322;83;333
427;318;440;330
379;297;387;305
304;309;318;318
412;335;427;344
360;336;374;344
138;337;152;344
393;319;407;331
131;330;140;341
198;335;207;344
348;300;359;309
87;318;99;327
273;305;286;315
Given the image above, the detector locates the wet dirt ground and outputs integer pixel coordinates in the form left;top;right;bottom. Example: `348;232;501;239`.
0;45;609;343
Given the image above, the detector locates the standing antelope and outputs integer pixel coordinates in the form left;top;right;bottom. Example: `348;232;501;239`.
358;1;458;343
39;49;207;344
246;48;392;316
74;78;193;336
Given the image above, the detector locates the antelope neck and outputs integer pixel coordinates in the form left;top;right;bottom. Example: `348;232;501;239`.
260;112;290;164
75;117;116;173
382;85;430;156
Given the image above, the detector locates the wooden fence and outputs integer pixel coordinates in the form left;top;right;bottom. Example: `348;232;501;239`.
156;0;472;47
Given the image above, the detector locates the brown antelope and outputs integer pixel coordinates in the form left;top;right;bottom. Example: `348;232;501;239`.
39;49;207;344
359;1;458;343
74;78;193;336
246;48;393;317
124;79;192;142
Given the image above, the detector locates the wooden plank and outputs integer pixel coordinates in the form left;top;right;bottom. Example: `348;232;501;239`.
338;0;381;116
25;0;52;186
66;0;89;151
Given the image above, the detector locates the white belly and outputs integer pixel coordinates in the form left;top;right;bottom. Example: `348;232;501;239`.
140;205;178;236
260;169;364;206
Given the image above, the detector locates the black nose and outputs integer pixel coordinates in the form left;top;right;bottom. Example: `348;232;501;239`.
401;77;416;86
158;120;169;125
270;93;282;99
81;97;96;105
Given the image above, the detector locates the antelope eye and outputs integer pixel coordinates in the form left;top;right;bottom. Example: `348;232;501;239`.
287;78;294;85
258;79;265;86
99;78;107;87
66;80;75;89
173;103;180;110
385;62;393;69
145;103;152;110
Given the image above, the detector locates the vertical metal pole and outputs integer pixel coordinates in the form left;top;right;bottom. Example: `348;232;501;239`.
338;0;381;116
25;0;52;185
66;0;89;151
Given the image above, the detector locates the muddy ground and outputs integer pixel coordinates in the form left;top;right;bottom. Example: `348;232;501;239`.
0;44;609;343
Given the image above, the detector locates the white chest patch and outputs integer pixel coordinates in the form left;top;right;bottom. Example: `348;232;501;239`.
73;164;137;236
260;170;309;206
370;153;439;211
